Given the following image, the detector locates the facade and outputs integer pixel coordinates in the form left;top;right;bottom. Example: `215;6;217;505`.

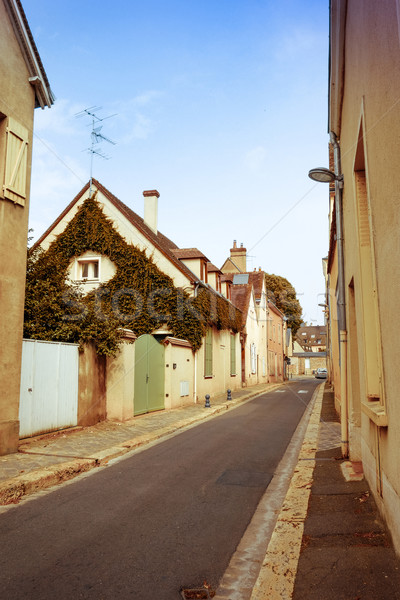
325;0;400;553
32;179;243;421
0;0;53;454
267;301;285;383
221;243;285;384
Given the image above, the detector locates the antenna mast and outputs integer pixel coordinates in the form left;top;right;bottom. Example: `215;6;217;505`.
75;106;116;197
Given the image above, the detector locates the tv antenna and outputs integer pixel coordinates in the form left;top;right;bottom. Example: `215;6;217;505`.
75;106;117;197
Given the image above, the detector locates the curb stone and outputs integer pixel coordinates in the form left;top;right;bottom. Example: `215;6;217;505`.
249;382;325;600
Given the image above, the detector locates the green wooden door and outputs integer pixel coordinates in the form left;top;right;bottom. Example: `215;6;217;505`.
134;335;165;416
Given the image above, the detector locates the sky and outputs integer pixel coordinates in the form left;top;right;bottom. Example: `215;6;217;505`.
22;0;330;325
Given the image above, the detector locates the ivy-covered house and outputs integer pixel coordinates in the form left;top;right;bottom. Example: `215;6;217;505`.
26;179;243;422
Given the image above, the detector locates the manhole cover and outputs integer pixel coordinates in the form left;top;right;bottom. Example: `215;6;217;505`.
181;586;215;598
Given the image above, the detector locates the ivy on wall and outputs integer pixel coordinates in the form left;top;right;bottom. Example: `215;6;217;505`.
24;196;242;355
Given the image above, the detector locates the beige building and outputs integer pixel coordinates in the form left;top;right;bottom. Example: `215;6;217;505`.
323;0;400;553
267;301;285;383
221;243;285;384
32;179;243;420
0;0;53;454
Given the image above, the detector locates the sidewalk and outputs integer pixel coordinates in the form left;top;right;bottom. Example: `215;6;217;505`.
0;380;283;505
251;382;400;600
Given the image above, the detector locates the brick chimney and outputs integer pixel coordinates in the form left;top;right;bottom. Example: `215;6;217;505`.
143;190;160;234
230;240;247;272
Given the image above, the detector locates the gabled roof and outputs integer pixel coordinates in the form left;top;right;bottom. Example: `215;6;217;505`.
221;273;234;283
4;0;54;108
171;248;210;261
268;300;285;319
247;271;265;300
220;256;242;274
207;263;222;274
34;179;198;284
231;284;253;328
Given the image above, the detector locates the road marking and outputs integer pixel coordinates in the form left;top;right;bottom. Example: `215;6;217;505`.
297;390;309;394
274;390;285;393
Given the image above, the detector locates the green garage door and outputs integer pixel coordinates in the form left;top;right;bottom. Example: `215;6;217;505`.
134;335;165;416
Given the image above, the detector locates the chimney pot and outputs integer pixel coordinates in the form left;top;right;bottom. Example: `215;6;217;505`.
240;243;243;248
233;240;237;248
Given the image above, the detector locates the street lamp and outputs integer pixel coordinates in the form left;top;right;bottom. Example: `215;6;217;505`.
309;132;348;458
308;167;343;187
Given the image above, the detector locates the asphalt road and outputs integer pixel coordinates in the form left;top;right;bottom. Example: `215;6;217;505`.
0;379;318;599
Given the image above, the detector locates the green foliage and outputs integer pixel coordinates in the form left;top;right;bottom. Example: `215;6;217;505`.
24;196;242;355
264;273;303;336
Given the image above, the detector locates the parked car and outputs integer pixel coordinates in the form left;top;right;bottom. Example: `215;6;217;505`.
315;368;327;379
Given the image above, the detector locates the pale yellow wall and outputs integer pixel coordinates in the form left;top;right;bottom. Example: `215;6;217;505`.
331;0;400;553
0;1;37;454
195;328;242;401
106;341;135;421
164;343;194;409
180;258;201;280
208;272;217;291
243;293;268;386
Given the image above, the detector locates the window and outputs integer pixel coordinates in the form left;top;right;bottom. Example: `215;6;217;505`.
250;343;256;374
230;334;236;376
78;258;100;281
2;116;29;206
269;351;274;375
204;328;213;377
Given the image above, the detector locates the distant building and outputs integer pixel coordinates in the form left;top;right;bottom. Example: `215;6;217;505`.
295;325;327;353
221;242;285;384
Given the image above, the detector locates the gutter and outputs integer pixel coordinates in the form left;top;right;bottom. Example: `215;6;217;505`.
330;131;348;458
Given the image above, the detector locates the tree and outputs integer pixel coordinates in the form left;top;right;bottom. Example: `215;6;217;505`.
264;273;303;336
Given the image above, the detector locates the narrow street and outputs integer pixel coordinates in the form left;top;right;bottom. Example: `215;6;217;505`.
0;380;318;599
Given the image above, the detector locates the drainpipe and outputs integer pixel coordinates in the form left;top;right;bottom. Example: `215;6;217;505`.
330;131;349;458
193;281;200;404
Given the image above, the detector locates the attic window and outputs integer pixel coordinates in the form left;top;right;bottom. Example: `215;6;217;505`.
78;258;100;281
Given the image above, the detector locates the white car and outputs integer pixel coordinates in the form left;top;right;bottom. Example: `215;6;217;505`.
315;368;327;379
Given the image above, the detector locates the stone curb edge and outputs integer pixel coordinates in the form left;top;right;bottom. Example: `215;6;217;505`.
249;382;325;600
0;383;283;505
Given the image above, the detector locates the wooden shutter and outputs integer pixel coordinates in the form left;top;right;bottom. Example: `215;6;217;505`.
4;117;29;205
251;343;256;374
230;334;236;376
204;328;213;377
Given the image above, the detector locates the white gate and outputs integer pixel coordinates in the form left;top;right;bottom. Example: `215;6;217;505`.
19;339;79;438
